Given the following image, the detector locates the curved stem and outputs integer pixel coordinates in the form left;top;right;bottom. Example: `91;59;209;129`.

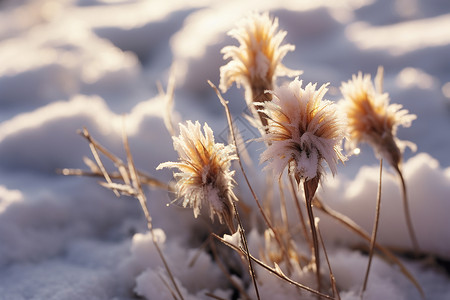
316;219;341;300
278;178;293;273
304;177;321;293
212;234;335;300
313;197;425;298
232;201;261;300
396;167;420;256
209;80;287;264
209;81;261;299
209;236;251;300
288;173;313;251
123;125;185;300
361;159;383;298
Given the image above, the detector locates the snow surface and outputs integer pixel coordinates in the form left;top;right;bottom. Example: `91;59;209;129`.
1;0;450;299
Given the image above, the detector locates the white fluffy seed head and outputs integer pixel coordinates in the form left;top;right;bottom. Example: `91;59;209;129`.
260;78;346;182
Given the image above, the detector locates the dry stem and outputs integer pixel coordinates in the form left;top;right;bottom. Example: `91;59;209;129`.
316;218;341;300
313;197;425;298
212;233;335;300
208;236;251;300
209;80;260;300
250;83;272;129
278;178;290;235
208;80;279;239
232;202;260;300
158;63;177;137
210;81;291;279
73;127;185;300
288;173;313;256
278;178;294;273
395;165;420;257
361;159;383;297
80;128;120;197
123;124;185;300
58;167;170;190
304;176;322;293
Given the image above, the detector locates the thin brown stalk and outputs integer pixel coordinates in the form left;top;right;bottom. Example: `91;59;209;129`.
58;168;170;190
313;198;425;298
83;156;101;173
78;128;123;166
209;235;251;300
278;178;290;233
316;218;341;300
160;63;177;137
208;80;278;238
277;178;293;273
232;123;254;169
209;80;288;284
121;122;185;300
374;65;384;94
288;173;313;256
80;128;120;197
263;175;275;224
232;202;261;300
251;84;272;129
304;177;322;292
395;165;420;257
158;274;180;300
74;129;170;190
212;233;335;300
361;159;383;298
188;236;213;268
99;182;137;195
77;127;184;299
208;81;261;299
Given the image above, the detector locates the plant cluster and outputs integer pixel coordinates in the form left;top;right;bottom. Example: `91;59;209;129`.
62;12;422;300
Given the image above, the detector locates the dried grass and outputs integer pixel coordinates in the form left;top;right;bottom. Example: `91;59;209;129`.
61;11;426;300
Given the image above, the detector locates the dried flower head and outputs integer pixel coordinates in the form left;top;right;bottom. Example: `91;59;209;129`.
157;121;237;230
219;12;301;126
260;78;346;182
340;70;417;168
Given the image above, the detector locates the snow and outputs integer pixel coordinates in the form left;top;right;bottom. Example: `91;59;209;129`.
319;153;450;259
1;0;450;299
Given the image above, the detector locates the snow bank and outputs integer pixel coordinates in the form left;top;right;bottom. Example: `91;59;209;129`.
1;0;450;299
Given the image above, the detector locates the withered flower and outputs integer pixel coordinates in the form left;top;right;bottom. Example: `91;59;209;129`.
340;68;420;255
157;121;237;231
340;70;416;168
260;78;346;182
220;12;301;126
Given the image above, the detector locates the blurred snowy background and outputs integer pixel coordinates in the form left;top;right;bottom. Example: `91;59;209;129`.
1;0;450;299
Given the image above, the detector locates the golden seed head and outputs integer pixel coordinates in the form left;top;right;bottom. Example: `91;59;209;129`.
340;70;416;167
157;121;237;227
219;12;301;98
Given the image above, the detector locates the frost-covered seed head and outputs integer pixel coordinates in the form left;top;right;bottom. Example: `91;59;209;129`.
340;71;417;168
260;78;346;182
219;12;301;110
157;121;237;229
